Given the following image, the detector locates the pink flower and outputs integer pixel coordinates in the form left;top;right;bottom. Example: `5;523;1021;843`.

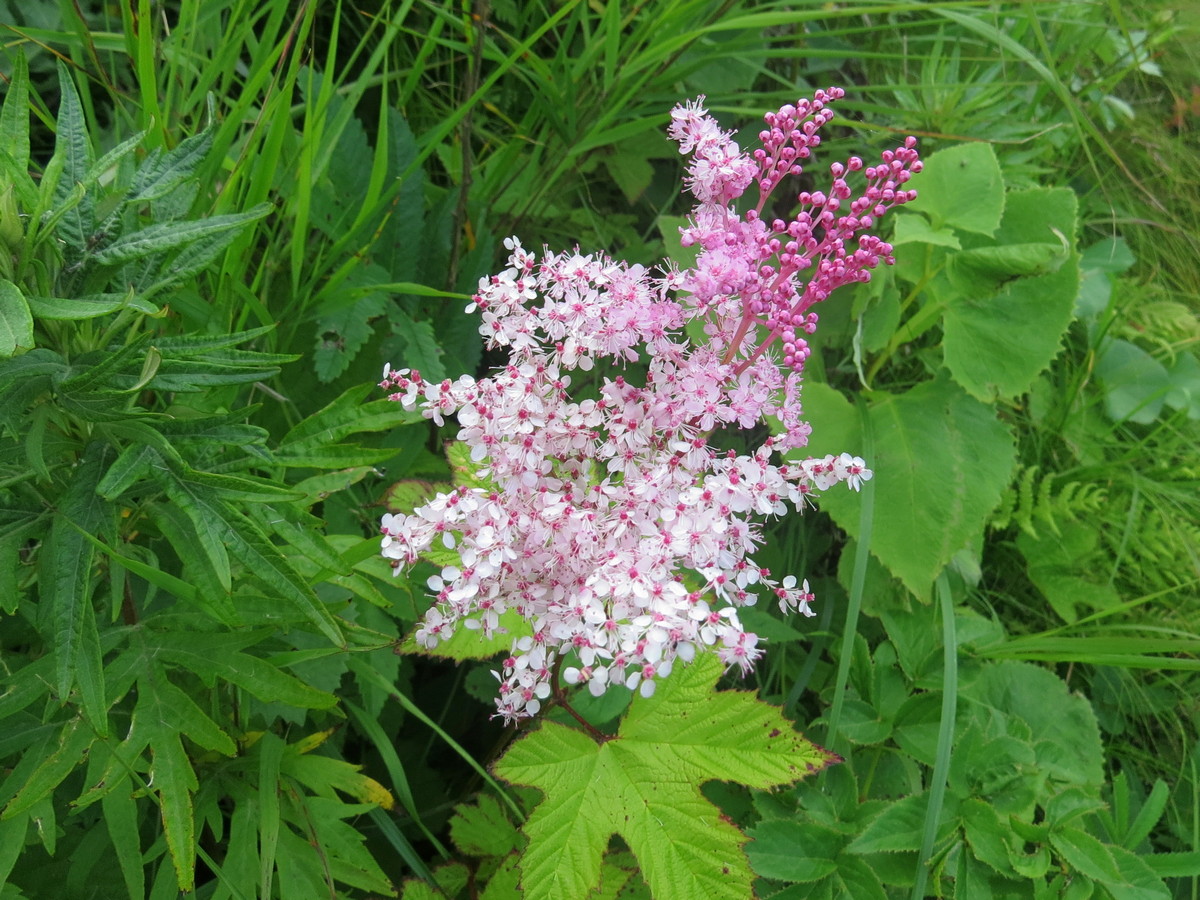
380;89;914;721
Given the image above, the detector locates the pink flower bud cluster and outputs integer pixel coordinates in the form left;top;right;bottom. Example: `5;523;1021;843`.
671;89;921;378
380;91;918;722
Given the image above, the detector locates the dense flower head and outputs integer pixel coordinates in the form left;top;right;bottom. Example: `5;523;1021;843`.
381;89;919;722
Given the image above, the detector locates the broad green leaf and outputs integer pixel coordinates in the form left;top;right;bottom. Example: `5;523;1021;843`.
479;854;525;900
802;377;1015;598
494;654;837;900
942;188;1080;402
745;819;842;882
90;205;270;266
830;854;887;900
961;799;1018;877
400;607;531;660
1165;351;1200;419
0;280;34;358
891;213;961;249
904;142;1004;236
1096;339;1171;424
962;661;1104;789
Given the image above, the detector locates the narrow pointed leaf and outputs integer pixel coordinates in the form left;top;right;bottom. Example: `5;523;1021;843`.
139;674;200;893
43;443;114;731
90;205;270;266
0;50;31;173
51;61;95;252
150;635;338;709
1;719;95;819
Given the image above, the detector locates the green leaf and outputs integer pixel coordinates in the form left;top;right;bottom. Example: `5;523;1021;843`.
942;189;1080;402
25;291;154;320
1095;339;1171;424
801;377;1016;598
90;205;270;266
1;718;95;819
449;794;522;858
96;443;160;500
50;60;96;253
830;854;887;900
102;778;145;900
0;280;35;358
962;661;1104;789
149;632;338;709
282;383;422;447
1144;851;1200;878
136;671;201;892
846;792;949;854
163;476;343;644
400;607;531;660
1050;828;1122;883
891;213;961;249
43;443;114;733
905;142;1004;235
0;50;31;175
745;819;842;882
129;118;215;202
494;654;837;900
1104;846;1172;900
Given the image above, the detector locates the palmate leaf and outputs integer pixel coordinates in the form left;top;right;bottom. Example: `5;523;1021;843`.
494;654;837;900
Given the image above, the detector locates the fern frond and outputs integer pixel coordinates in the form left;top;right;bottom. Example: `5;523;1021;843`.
989;465;1108;540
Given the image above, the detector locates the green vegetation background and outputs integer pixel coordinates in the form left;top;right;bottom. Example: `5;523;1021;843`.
0;0;1197;897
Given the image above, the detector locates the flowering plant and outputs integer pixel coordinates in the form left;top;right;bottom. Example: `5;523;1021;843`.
381;88;920;721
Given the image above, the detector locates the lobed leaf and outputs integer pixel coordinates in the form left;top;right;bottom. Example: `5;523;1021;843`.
495;654;836;900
